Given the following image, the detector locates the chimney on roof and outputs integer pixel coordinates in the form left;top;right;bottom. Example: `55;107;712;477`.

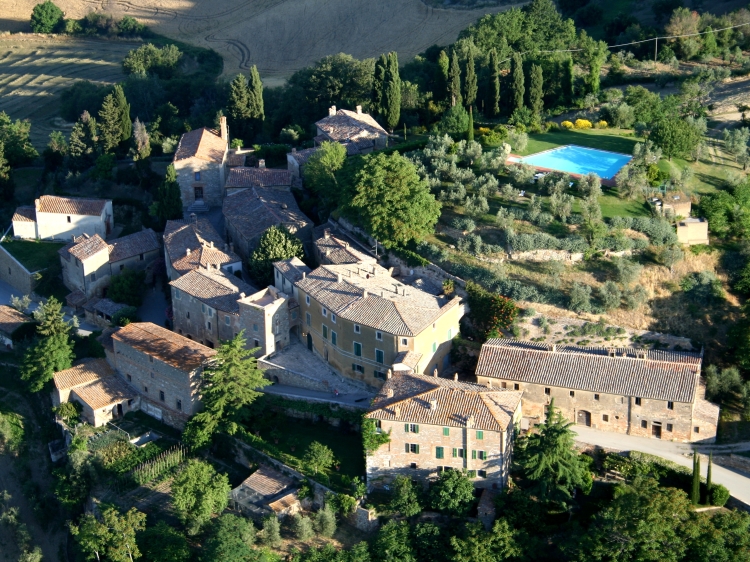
220;116;228;142
387;369;392;379
637;350;647;359
356;105;362;114
453;373;458;381
466;415;475;428
302;271;306;279
608;348;616;357
329;105;337;116
240;292;246;298
337;273;342;283
386;388;394;398
324;228;331;239
394;405;400;418
292;148;297;154
363;290;368;299
190;213;197;224
433;368;438;377
326;250;331;257
186;248;191;256
258;159;266;168
550;344;557;352
430;399;437;411
209;241;214;248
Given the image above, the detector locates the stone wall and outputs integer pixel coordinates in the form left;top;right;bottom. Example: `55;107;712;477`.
715;454;750;475
259;359;333;393
0;245;38;295
174;157;225;208
507;249;632;263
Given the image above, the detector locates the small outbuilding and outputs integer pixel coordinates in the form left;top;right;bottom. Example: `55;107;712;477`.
676;217;709;246
230;465;301;519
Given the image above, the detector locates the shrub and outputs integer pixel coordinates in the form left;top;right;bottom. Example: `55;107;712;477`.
624;285;648;310
314;504;337;537
597;120;608;128
122;44;183;79
31;1;64;33
260;515;281;547
598;281;622;311
464;195;489;218
569;283;593;313
710;484;730;507
561;120;574;129
574;119;593;130
292;514;314;540
451;217;476;232
108;268;146;307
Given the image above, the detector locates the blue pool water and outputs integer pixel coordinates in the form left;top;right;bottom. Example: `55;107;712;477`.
520;145;631;180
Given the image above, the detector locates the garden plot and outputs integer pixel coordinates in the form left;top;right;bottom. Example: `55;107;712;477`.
0;35;135;149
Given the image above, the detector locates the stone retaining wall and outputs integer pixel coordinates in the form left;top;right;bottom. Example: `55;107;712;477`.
259;359;333;393
0;245;38;296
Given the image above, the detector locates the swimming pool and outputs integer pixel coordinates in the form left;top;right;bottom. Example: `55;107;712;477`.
519;145;632;180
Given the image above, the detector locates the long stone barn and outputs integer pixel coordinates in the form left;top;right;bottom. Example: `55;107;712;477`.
475;339;720;443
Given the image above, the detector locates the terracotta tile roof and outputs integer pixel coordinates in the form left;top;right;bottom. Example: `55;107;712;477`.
73;375;134;410
108;229;160;263
164;219;240;276
316;108;387;144
393;351;422;370
170;269;258;314
174;128;227;163
66;234;109;262
296;264;461;336
65;290;87;308
288;147;319;165
54;359;115;390
112;322;216;370
273;257;311;283
225;167;293;189
35;195;108;216
84;298;128;317
0;305;31;335
12;206;35;223
223;188;311;245
268;491;300;513
475;339;703;403
239;466;294;498
226;152;247;167
366;373;522;432
313;225;375;265
344;139;374;155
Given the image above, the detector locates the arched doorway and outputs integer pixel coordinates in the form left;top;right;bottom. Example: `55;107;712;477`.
307;333;313;351
577;410;591;426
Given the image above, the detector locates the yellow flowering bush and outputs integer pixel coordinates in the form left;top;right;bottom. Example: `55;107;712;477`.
597;120;608;129
561;120;574;129
574;119;592;130
478;127;491;134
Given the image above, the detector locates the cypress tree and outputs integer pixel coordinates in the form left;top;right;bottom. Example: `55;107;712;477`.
706;452;713;501
489;48;501;118
529;64;544;117
69;111;98;171
99;92;123;153
383;52;401;132
152;163;184;228
691;451;700;505
113;85;131;142
511;53;525;113
0;142;14;202
448;50;462;107
562;56;575;103
436;50;450;103
247;65;265;121
372;54;388;115
227;73;251;140
464;51;477;108
467;106;474;142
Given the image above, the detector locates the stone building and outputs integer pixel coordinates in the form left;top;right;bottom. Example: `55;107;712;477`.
475;339;720;443
83;298;128;329
59;229;161;300
173;118;229;212
272;257;310;302
231;465;301;519
52;359;136;427
0;305;32;349
223;187;313;260
110;322;217;428
313;224;376;266
315;106;388;152
653;192;691;218
365;372;522;489
12;196;113;241
225;164;293;196
170;268;258;348
237;287;292;356
285;260;463;389
286;147;319;179
676;218;709;246
163;217;242;281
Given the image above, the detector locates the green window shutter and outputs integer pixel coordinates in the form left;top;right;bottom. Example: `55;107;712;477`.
405;424;409;433
472;450;477;460
443;427;449;436
414;425;419;434
452;448;457;458
476;430;483;440
436;447;444;459
415;444;420;454
404;443;409;453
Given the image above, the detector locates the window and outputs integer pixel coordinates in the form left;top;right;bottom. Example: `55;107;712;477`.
667;401;674;410
448;328;452;339
186;311;190;319
174;289;181;300
67;216;71;223
514;383;520;391
201;304;205;313
476;430;484;440
473;450;486;460
404;443;419;454
176;400;182;411
440;427;449;437
375;349;384;364
501;382;507;389
410;463;417;469
374;420;382;431
432;342;437;353
225;316;230;326
374;370;387;380
401;338;408;346
253;323;258;332
322;325;328;339
120;264;125;271
207;321;211;330
144;386;148;393
331;331;337;346
352;364;364;374
306;313;311;326
641;420;647;429
375;331;383;341
354;324;361;334
594;394;600;401
139;253;144;261
694;426;700;434
452;448;464;458
127;374;132;382
405;424;419;433
254;339;260;348
292;311;297;320
544;387;550;395
149;356;154;363
150;372;154;377
194;171;201;181
90;273;96;281
322;307;328;317
478;470;487;478
570;390;575;397
305;295;310;305
635;397;642;406
602;414;609;422
435;446;444;459
159;391;165;402
666;424;673;432
354;342;362;356
330;313;336;323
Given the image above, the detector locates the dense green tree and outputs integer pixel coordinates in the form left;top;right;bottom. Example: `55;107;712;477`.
390;475;422;517
303;441;336;475
383;52;401;131
0;112;38;167
372;54;388;115
562;56;575;102
529;64;544;116
450;520;520;562
171;459;230;533
71;506;146;562
467;106;474;142
428;469;475;516
150;164;184;228
227;73;252;141
372;520;415;562
259;514;281;548
30;0;64;33
488;48;501;117
705;365;744;403
314;504;337;537
464;51;477;108
511;53;525;113
412;522;451;562
68;111;99;171
292;514;315;541
578;31;608;95
0;142;14;202
305;140;347;213
449;50;462;106
108;268;146;307
649;116;702;160
436;50;450;103
138;521;190;562
247;225;305;286
183;332;268;449
466;282;518;339
201;514;254;562
437;104;469;135
33;297;75;338
344;152;440;248
247;64;265;122
691;451;701;505
514;399;592;505
122;43;182;78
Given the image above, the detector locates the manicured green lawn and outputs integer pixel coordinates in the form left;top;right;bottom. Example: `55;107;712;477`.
518;129;640;157
1;240;64;272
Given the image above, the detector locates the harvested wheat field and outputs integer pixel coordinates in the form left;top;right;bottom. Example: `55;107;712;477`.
5;0;515;86
0;34;136;148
